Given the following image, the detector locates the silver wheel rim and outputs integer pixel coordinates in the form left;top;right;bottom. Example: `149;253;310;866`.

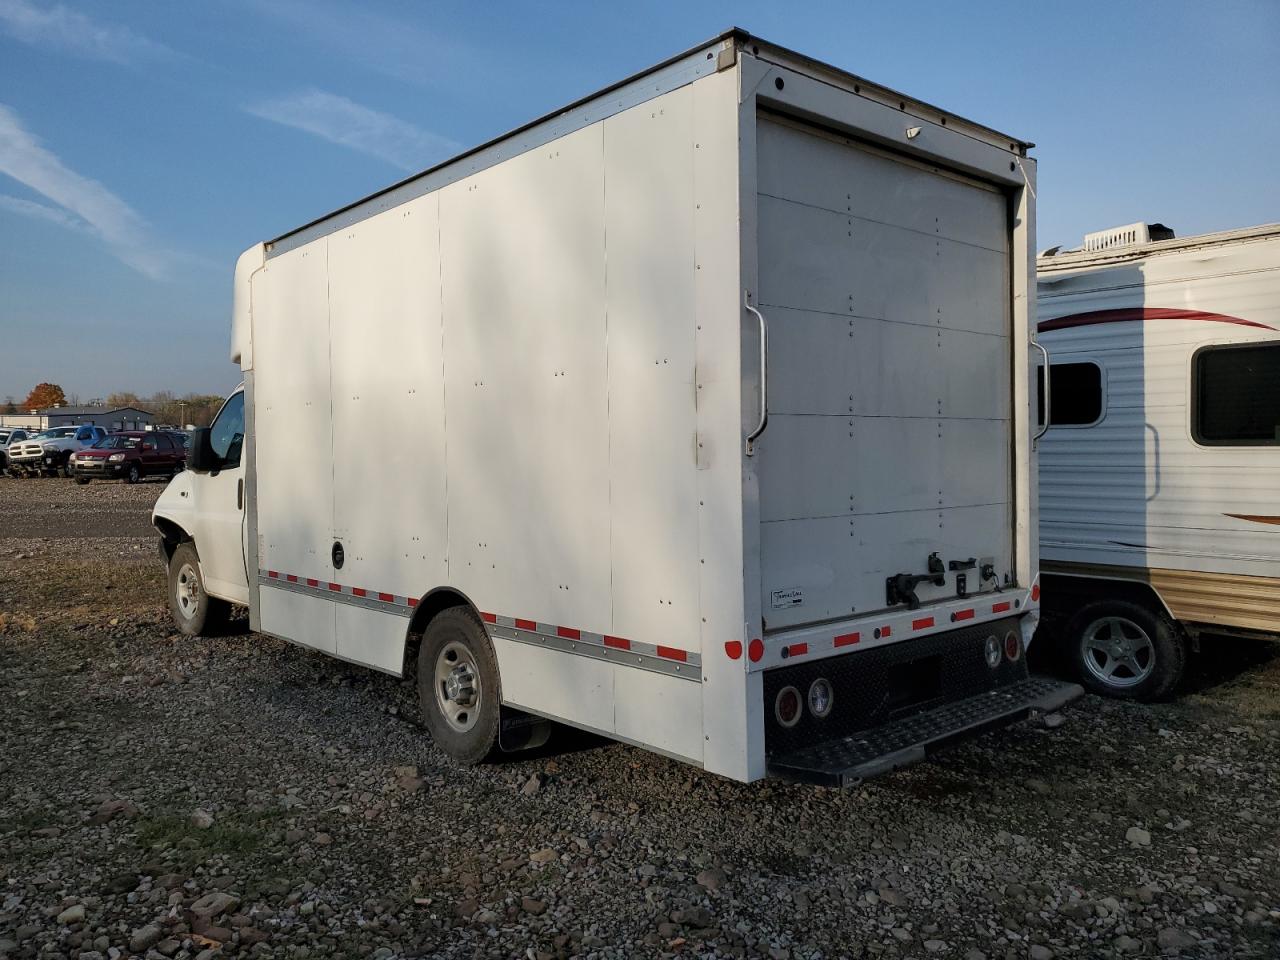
1081;616;1155;688
434;640;481;732
175;562;200;619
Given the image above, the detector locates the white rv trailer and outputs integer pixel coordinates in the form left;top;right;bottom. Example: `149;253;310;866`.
1037;223;1280;700
153;29;1078;785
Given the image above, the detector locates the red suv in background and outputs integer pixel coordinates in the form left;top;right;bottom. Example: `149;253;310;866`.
71;431;187;484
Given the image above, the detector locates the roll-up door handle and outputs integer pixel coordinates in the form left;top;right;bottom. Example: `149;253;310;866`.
1032;340;1050;443
745;292;769;456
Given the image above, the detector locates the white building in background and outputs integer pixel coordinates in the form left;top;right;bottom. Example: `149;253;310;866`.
0;404;155;431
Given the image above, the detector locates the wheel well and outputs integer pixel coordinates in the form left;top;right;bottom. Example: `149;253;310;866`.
402;587;479;677
1041;572;1176;622
153;517;190;561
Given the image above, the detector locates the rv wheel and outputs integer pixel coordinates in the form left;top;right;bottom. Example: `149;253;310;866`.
1066;599;1185;702
167;542;231;637
417;607;501;765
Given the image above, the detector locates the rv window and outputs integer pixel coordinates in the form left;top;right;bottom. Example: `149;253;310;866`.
1193;342;1280;445
1038;362;1103;427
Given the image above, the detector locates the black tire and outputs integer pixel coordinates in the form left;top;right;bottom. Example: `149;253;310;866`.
417;607;501;765
125;462;141;484
1065;598;1186;701
61;460;75;479
167;542;231;637
75;477;90;485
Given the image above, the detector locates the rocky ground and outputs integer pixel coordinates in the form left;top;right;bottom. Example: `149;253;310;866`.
1;479;1277;960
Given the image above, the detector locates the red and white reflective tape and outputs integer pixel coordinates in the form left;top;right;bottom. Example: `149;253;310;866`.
480;611;699;673
262;569;418;612
742;592;1030;668
259;570;700;676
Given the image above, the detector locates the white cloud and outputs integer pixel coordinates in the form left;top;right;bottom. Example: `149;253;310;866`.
0;104;169;278
0;192;90;231
0;0;171;64
247;90;459;171
240;0;471;87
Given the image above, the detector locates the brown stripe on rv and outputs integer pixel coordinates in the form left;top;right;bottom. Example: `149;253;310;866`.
1224;513;1280;526
1038;307;1275;333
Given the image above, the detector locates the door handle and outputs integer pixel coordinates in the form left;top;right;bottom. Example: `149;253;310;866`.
1032;339;1050;442
237;478;244;510
744;291;769;456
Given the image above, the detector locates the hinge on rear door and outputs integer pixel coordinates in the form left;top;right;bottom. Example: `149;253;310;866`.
886;552;946;611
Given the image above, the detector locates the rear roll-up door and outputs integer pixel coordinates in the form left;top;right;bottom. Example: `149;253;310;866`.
754;114;1014;631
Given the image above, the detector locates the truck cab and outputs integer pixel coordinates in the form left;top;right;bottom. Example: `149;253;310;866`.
153;388;248;631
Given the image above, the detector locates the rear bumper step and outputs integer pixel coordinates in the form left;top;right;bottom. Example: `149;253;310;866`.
768;676;1083;786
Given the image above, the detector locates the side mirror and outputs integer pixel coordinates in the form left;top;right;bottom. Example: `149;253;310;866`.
187;427;218;473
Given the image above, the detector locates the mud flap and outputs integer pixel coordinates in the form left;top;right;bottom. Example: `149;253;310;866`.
498;706;552;753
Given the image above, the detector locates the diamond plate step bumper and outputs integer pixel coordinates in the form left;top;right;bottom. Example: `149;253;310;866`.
768;676;1083;786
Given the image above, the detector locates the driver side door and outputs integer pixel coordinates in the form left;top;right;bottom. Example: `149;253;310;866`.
193;391;249;603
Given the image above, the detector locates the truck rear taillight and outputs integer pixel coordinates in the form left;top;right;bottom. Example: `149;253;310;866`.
774;686;802;727
1004;630;1022;662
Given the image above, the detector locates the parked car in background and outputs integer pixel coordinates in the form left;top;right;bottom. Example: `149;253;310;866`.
7;425;105;477
0;428;31;473
72;431;187;484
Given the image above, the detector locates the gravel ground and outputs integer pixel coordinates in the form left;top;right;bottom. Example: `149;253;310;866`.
1;479;1278;960
1;473;170;539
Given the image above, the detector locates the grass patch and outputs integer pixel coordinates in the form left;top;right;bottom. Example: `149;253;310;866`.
134;808;288;865
0;612;38;634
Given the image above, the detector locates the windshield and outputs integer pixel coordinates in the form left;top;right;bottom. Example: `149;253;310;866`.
32;428;76;441
92;435;142;450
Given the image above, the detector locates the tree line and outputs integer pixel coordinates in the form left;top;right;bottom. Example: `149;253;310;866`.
3;383;228;428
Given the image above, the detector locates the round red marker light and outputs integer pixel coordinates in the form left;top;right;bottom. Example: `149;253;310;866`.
748;638;764;662
724;640;743;660
1004;630;1022;662
1031;583;1040;602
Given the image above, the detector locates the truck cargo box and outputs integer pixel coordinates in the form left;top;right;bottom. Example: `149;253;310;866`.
156;29;1077;784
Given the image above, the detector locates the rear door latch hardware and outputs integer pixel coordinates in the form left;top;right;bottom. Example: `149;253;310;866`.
886;552;946;610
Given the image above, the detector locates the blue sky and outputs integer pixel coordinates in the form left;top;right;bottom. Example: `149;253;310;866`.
1;1;1277;400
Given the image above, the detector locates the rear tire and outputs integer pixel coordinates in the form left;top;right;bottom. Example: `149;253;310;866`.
168;542;231;637
1065;598;1185;701
417;607;501;765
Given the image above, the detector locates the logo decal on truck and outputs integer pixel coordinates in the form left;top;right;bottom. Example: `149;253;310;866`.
771;587;804;609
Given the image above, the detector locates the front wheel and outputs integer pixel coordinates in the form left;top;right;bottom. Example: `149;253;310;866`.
1065;598;1186;701
75;477;90;485
417;607;501;765
125;462;141;484
61;460;75;479
168;542;231;637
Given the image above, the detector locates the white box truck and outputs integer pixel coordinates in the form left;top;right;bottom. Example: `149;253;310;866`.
153;30;1079;785
1037;222;1280;700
